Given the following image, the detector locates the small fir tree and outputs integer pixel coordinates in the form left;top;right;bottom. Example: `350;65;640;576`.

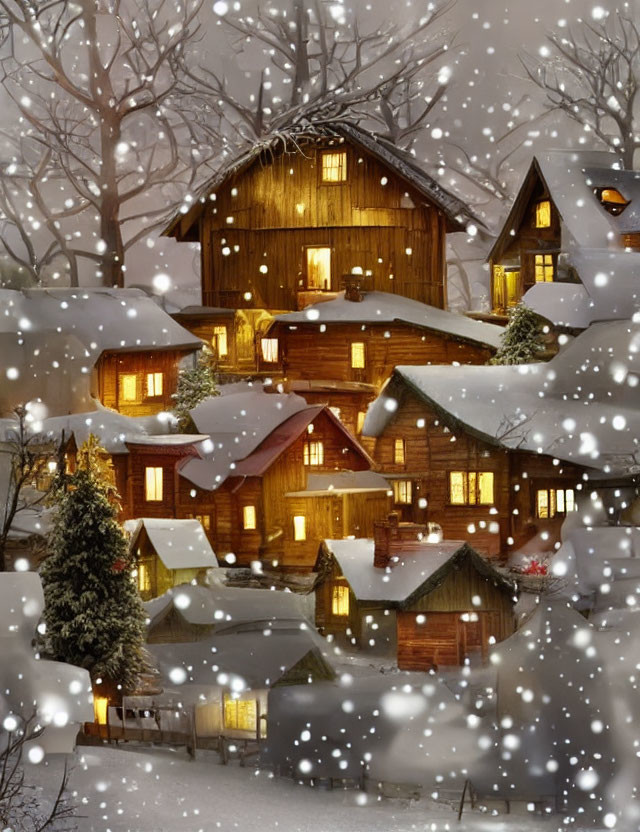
490;303;546;365
40;436;147;697
172;347;219;431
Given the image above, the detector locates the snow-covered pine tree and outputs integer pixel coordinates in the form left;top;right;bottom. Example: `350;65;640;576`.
40;436;147;699
490;303;546;365
172;347;219;431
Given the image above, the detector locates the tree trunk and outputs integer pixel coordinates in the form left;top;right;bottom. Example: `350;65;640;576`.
98;116;125;288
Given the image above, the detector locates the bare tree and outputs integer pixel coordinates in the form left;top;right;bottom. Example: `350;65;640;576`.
521;8;640;168
182;0;456;148
0;0;218;288
0;713;75;831
0;405;59;571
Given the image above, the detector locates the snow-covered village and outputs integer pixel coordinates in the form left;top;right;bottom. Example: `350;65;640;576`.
3;0;640;830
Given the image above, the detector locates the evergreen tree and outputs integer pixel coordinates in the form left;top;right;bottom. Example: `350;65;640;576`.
490;303;546;365
40;437;147;697
172;347;219;431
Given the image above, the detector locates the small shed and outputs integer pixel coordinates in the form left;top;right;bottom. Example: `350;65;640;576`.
126;518;218;600
316;514;517;670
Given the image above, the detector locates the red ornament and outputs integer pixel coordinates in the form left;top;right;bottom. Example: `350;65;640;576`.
112;558;127;573
522;559;548;576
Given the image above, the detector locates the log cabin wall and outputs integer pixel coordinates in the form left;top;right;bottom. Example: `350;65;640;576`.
199;141;448;311
286;389;376;441
95;348;194;416
119;445;194;521
276;321;493;391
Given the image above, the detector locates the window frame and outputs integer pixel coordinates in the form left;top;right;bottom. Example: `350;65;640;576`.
144;466;164;502
243;505;257;531
536;487;576;519
534;199;552;228
303;440;324;467
212;325;229;358
394;438;406;465
146;371;163;398
350;341;366;370
305;246;332;291
331;584;350;617
392;480;412;505
293;515;307;541
120;373;138;403
320;150;347;183
260;337;279;363
448;471;494;506
534;252;556;283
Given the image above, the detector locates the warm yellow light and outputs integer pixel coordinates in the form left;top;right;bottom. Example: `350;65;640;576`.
145;467;163;501
121;374;137;402
243;505;256;530
94;696;109;725
535;200;551;228
293;515;306;541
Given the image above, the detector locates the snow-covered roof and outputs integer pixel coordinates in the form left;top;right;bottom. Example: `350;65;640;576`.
364;318;640;474
286;470;390;496
272;291;503;349
125;518;218;570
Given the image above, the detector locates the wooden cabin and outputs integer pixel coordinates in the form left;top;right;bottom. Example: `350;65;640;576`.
363;370;587;560
125;518;218;600
163;122;482;312
177;397;392;570
315;515;516;670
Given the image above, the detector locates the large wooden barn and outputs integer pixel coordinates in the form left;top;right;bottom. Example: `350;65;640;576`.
163;122;482;314
315;514;517;670
362;368;588;560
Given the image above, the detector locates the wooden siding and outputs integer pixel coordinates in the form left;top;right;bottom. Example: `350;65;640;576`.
96;349;194;416
200;141;447;311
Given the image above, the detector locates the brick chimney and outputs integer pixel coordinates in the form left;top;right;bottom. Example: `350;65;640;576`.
342;273;365;302
373;513;427;569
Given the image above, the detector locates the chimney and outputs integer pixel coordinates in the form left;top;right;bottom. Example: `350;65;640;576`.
373;512;428;569
342;273;365;302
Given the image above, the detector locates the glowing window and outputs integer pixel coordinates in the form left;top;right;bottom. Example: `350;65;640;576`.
392;480;412;504
394;438;406;464
120;374;137;402
332;584;350;617
536;488;576;519
535;254;554;283
306;247;332;290
138;562;150;593
449;471;494;505
145;467;163;501
94;696;109;725
535;200;551;228
351;342;365;369
597;188;629;215
356;411;366;433
261;338;278;363
146;372;163;397
223;694;257;732
321;151;347;182
303;441;324;466
243;505;256;530
213;325;228;357
195;514;211;531
293;515;307;541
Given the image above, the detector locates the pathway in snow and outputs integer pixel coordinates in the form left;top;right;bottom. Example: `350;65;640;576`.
33;745;557;832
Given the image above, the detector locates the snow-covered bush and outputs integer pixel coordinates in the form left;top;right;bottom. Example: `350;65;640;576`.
172;348;219;432
490;303;546;365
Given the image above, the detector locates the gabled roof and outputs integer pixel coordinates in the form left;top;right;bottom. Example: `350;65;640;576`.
162;121;484;239
272;290;502;349
364;318;640;474
322;539;514;604
125;518;218;570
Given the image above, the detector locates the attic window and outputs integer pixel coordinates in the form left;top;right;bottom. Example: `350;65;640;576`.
535;200;551;228
595;187;630;215
321;151;347;182
394;438;406;465
303;441;324;466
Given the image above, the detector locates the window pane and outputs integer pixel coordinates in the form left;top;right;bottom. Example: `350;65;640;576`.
536;200;551;228
138;562;150;593
243;505;256;530
450;472;466;504
394;438;405;464
121;374;137;402
351;342;365;369
332;584;349;617
224;694;257;732
468;472;477;505
304;441;324;466
393;480;412;504
478;472;494;504
146;372;163;397
535;253;554;283
565;489;575;512
322;151;347;182
356;411;366;433
537;489;548;519
145;467;163;501
261;338;278;363
293;515;306;541
306;247;332;290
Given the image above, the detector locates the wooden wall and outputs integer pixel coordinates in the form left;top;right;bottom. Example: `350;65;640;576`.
199;140;448;311
117;445;196;521
96;349;194;417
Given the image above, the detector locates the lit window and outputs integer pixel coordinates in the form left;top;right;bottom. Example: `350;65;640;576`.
195;514;211;531
394;438;406;464
223;694;257;732
138;562;150;593
449;472;494;505
332;584;349;617
536;488;576;519
120;374;137;402
535;254;554;282
306;247;332;290
392;480;412;504
293;515;307;541
535;200;551;228
243;505;256;530
261;338;278;363
351;342;365;369
596;188;629;215
146;372;163;397
213;325;228;357
356;411;366;433
94;696;109;725
145;467;163;501
321;151;347;182
303;441;324;466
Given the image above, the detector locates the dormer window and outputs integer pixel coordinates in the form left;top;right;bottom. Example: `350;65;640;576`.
595;187;629;216
535;200;551;228
321;151;347;182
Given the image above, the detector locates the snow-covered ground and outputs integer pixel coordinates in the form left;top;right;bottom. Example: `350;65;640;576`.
31;745;558;832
